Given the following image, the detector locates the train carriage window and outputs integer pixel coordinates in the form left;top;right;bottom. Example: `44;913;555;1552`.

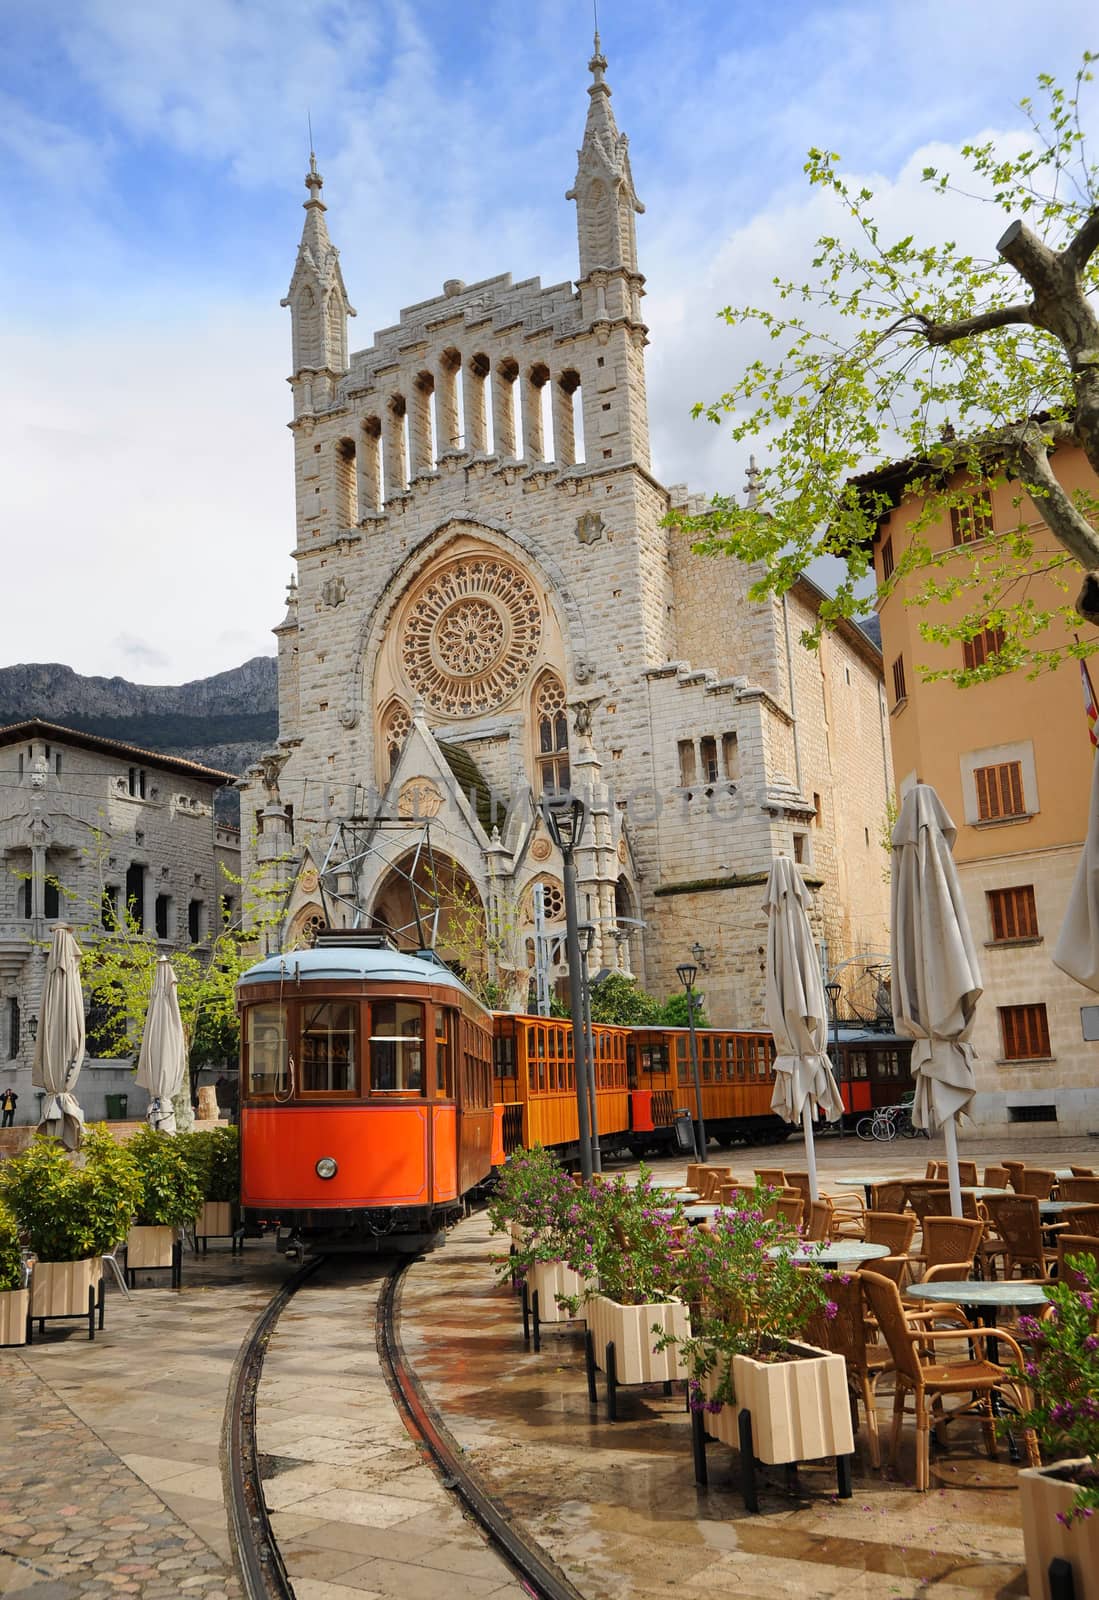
436;1009;455;1095
369;1000;424;1092
246;1005;289;1097
676;1036;690;1084
493;1029;514;1081
848;1051;869;1081
301;1001;357;1093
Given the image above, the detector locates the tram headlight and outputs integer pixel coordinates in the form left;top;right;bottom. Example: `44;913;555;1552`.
315;1156;338;1180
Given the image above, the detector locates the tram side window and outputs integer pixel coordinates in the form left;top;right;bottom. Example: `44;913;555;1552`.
676;1037;690;1084
436;1009;455;1096
300;1001;356;1093
849;1051;869;1081
370;1000;424;1092
493;1030;514;1082
246;1005;289;1097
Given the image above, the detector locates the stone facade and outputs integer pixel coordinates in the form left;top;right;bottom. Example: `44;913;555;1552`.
242;38;893;1021
0;720;239;1122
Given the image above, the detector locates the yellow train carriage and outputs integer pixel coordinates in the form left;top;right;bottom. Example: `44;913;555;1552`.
493;1013;632;1159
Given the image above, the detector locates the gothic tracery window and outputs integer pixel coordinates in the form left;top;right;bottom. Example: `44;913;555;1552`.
382;701;411;781
534;673;569;796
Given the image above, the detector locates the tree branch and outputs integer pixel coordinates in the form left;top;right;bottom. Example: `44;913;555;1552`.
918;303;1036;345
1066;207;1099;273
1013;431;1099;624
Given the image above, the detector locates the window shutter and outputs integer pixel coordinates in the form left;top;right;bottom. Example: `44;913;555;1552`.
1000;1003;1050;1059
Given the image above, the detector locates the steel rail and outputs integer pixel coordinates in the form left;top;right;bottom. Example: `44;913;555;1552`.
223;1256;323;1600
376;1257;586;1600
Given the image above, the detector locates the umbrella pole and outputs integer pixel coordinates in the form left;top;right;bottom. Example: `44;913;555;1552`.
801;1105;820;1202
942;1115;963;1216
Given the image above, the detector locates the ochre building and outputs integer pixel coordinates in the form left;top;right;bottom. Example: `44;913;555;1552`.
242;39;892;1024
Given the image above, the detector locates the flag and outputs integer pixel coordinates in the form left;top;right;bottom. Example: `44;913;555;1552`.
1082;658;1099;750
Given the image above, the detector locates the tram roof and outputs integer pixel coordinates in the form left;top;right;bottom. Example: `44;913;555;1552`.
237;946;477;998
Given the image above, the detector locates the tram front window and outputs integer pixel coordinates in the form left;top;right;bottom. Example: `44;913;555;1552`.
246;1004;289;1097
301;1001;357;1093
370;1000;424;1092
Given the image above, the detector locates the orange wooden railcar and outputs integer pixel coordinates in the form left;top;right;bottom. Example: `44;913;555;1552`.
237;935;494;1254
492;1012;633;1161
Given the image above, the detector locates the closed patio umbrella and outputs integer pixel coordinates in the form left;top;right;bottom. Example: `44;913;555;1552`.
1053;751;1099;990
135;956;187;1134
763;856;843;1202
891;783;981;1216
32;925;87;1151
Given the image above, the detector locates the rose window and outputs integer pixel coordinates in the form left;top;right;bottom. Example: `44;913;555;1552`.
400;558;542;716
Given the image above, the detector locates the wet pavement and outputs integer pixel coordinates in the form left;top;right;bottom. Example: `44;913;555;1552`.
1;1129;1096;1598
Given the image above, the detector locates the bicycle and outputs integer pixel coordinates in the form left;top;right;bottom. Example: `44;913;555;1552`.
855;1107;899;1141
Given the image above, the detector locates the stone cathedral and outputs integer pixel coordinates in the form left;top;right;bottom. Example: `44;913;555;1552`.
242;37;893;1023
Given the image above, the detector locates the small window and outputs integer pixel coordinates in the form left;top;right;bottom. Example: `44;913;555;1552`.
987;885;1039;942
677;739;696;787
301;1000;357;1093
721;732;739;779
43;878;60;920
155;894;172;940
534;673;570;796
127;767;147;798
369;1000;424;1092
246;1004;289;1096
55;752;62;776
20;879;32;918
892;654;907;706
793;833;807;864
812;792;822;827
126;863;146;930
7;997;19;1059
880;536;894;581
1008;1103;1058;1123
188;899;203;943
950;496;993;546
1000;1003;1051;1061
700;736;719;784
975;761;1025;822
963;626;1005;671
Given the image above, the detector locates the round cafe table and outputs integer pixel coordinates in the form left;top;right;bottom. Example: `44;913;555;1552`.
960;1186;1011;1198
903;1278;1050;1325
1039;1199;1097;1217
766;1240;891;1268
831;1175;907;1206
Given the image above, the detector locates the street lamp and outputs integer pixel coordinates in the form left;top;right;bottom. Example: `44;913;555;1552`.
676;961;707;1162
540;793;594;1182
578;921;601;1173
825;979;843;1075
27;1015;38;1044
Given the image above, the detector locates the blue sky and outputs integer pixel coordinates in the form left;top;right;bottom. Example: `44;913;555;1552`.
2;0;1095;682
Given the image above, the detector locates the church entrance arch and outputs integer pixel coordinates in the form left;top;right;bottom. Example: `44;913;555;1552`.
369;851;490;991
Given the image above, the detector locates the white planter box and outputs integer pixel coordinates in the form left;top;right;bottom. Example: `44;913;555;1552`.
0;1288;29;1347
528;1259;584;1323
709;1340;853;1465
29;1258;101;1319
198;1201;235;1238
587;1292;689;1385
1020;1461;1099;1600
127;1225;177;1270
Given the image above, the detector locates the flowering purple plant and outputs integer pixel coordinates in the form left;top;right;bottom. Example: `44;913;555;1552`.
486;1145;584;1283
558;1166;690;1307
1009;1252;1099;1525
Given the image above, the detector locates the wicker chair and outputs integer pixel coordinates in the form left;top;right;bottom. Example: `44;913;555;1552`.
783;1171;813;1206
1059;1177;1099;1203
806;1274;892;1468
860;1254;909;1286
864;1211;917;1255
1071;1166;1097;1178
755;1168;788;1189
806;1199;834;1242
871;1180;908;1213
829;1191;866;1238
905;1182;951;1229
763;1193;804;1228
956;1161;979;1186
860;1271;1038;1491
983;1193;1056;1279
983;1165;1010;1189
1003;1160;1026;1192
925;1161;945;1179
717;1182;755;1206
1060;1205;1099;1238
914;1215;984;1281
1016;1168;1057;1200
696;1167;734;1200
1057;1232;1099;1282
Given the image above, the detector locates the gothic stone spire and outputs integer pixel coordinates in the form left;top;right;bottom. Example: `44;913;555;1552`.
281;153;356;379
566;32;645;281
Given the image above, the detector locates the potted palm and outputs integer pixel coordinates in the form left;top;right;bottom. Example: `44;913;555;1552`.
0;1199;29;1347
184;1126;241;1248
126;1125;202;1284
1012;1252;1099;1600
0;1127;140;1338
664;1183;853;1495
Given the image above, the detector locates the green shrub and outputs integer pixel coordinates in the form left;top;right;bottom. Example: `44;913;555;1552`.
0;1200;25;1292
181;1125;239;1203
0;1127;141;1261
127;1125;204;1227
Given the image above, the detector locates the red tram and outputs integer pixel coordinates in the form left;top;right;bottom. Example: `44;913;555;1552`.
237;932;495;1252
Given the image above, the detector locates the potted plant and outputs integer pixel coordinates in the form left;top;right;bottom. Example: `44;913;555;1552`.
183;1126;240;1246
126;1124;202;1278
0;1127;140;1335
488;1147;588;1328
0;1199;29;1347
1011;1252;1099;1600
665;1183;853;1475
561;1169;692;1400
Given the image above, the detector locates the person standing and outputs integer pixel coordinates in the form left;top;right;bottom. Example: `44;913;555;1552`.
0;1087;17;1127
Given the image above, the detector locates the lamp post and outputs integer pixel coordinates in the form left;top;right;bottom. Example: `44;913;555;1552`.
578;921;601;1173
676;961;707;1163
824;980;843;1132
540;793;593;1182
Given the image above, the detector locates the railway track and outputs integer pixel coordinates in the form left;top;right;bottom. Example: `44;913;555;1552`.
223;1252;584;1600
